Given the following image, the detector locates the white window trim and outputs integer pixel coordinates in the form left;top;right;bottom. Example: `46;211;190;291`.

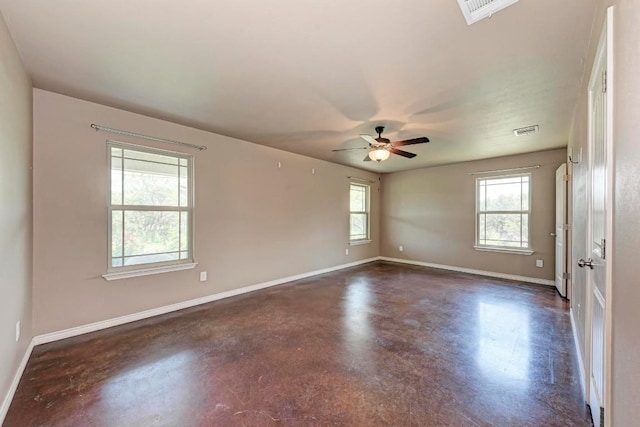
349;239;372;246
102;262;198;281
105;141;195;277
474;173;532;254
349;182;371;243
473;246;534;255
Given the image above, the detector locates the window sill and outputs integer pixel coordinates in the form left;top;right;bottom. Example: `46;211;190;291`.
102;262;198;281
349;239;372;246
473;246;534;256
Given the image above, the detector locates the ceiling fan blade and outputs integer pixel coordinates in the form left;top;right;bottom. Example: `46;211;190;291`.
360;134;377;145
332;147;368;152
391;137;430;147
363;154;372;162
390;148;417;158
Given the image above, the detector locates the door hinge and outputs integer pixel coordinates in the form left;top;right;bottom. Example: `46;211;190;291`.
563;174;570;182
602;70;607;93
563;272;571;280
601;238;606;260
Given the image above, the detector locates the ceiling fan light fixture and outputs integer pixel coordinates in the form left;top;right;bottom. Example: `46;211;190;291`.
369;149;390;162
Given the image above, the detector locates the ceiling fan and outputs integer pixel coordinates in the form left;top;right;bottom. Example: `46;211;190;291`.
332;126;430;162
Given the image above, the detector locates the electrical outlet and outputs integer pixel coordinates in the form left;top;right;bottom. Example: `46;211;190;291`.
536;259;544;268
345;248;349;255
199;271;207;282
399;245;404;252
15;321;20;342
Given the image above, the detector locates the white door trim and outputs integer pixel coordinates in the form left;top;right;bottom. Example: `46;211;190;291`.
603;7;614;426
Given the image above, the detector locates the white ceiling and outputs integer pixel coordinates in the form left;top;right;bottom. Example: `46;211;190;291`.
0;0;597;173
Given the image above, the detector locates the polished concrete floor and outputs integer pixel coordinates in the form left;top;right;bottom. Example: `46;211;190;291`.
5;262;592;426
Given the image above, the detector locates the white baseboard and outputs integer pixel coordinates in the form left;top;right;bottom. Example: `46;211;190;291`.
33;257;380;346
380;257;555;286
0;338;35;425
570;308;587;398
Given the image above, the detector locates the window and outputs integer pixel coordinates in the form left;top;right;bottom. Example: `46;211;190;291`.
107;142;194;273
349;183;370;242
476;174;531;253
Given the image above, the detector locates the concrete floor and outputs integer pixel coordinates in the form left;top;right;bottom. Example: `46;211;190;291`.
5;262;592;426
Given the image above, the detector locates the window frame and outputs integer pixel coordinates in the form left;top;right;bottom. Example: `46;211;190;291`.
104;141;196;278
474;173;533;255
349;182;371;244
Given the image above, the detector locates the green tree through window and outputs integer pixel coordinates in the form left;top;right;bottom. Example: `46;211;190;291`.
108;143;193;269
350;183;369;241
476;174;530;250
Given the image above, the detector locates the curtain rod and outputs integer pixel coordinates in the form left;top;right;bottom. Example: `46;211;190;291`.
468;165;540;176
90;124;207;151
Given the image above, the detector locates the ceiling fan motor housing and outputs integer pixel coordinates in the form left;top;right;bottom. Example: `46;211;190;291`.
374;126;390;144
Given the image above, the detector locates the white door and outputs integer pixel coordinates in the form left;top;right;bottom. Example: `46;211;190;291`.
581;10;612;426
555;164;567;297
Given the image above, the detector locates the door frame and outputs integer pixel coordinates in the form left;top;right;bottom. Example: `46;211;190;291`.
585;6;614;426
555;163;568;298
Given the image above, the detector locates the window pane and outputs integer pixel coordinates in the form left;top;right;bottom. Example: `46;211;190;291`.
350;213;367;240
180;212;189;251
112;210;123;257
123;159;180;206
109;143;193;270
179;166;189;207
476;174;530;249
482;213;527;248
111;156;123;205
484;182;524;211
521;180;529;211
350;185;366;212
123;211;181;257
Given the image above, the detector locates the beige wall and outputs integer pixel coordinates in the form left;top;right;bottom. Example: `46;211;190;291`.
381;149;567;280
32;89;379;335
568;0;640;424
608;0;640;424
0;10;32;412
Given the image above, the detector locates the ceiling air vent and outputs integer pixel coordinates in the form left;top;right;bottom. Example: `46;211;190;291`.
513;125;539;137
457;0;519;25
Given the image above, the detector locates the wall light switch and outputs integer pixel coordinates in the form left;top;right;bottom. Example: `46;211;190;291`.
345;248;349;255
399;245;404;252
15;321;20;342
200;271;208;282
536;259;544;268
